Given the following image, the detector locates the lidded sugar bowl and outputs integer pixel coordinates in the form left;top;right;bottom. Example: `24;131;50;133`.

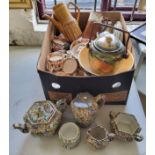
13;100;66;136
71;92;105;127
109;111;143;142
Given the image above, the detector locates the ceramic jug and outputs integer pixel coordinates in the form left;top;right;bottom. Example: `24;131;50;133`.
71;92;105;127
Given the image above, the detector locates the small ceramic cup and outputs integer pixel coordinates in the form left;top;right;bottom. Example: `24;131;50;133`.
46;51;67;72
86;125;115;149
58;122;80;149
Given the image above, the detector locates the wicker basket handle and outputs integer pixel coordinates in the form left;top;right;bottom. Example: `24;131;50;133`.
67;2;80;23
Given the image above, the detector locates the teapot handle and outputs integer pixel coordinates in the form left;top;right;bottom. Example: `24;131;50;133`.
67;2;80;23
13;123;29;133
134;134;144;142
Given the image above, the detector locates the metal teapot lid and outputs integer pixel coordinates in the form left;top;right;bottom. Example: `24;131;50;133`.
93;31;124;53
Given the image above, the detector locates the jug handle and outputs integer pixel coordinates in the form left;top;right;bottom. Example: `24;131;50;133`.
13;123;29;133
109;111;117;120
42;14;64;34
94;94;106;107
67;2;80;23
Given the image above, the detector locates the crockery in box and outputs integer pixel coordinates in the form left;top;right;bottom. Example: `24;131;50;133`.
13;100;67;136
47;51;67;72
52;38;70;52
37;12;135;104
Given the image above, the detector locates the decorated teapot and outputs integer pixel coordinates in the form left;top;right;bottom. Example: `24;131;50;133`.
13;100;67;136
89;23;129;74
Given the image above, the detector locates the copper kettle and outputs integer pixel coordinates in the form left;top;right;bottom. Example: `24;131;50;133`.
43;2;82;42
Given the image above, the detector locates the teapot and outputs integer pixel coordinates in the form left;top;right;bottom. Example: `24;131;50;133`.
13;100;67;136
89;23;129;74
70;92;105;127
43;2;82;42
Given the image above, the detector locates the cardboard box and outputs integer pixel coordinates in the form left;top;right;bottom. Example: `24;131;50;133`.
37;12;135;105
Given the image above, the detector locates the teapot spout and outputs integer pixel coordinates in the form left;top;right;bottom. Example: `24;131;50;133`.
13;123;29;133
42;14;65;36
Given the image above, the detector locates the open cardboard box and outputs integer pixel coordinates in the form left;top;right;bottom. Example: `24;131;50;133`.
37;11;135;105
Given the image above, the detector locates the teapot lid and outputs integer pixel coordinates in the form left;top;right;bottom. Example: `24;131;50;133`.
24;100;57;125
72;92;94;108
94;31;122;52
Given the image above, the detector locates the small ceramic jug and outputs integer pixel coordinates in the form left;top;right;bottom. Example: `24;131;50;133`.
86;125;115;149
71;92;105;127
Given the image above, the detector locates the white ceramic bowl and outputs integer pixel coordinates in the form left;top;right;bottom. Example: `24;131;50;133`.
58;122;80;149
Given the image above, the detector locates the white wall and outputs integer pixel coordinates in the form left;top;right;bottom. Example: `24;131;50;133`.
9;9;45;46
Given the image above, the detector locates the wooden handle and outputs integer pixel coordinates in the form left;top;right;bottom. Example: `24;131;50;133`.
67;2;80;23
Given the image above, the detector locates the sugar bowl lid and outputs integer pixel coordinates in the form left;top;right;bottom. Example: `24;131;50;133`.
24;100;57;125
94;31;123;53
